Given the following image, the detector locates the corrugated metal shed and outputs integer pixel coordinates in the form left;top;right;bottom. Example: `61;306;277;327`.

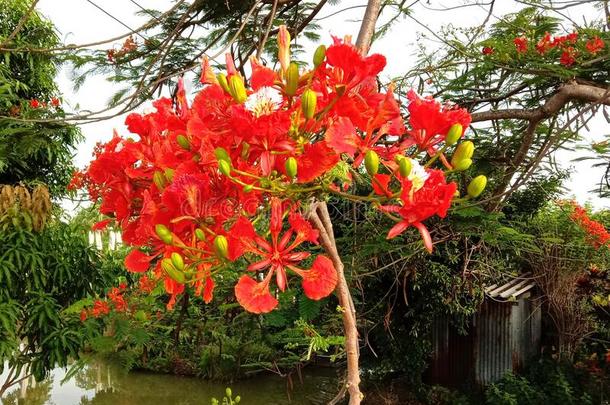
426;274;541;388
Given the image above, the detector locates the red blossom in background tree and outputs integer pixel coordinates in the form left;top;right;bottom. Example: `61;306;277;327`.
586;36;605;55
570;202;610;248
482;46;494;55
560;47;578;66
514;36;528;53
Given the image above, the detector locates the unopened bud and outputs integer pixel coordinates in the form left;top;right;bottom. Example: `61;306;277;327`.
285;157;298;179
451;141;474;166
195;228;206;241
243;184;253;193
155;224;173;244
453;158;472;171
164;168;175;182
301;89;317;119
218;159;232;176
313;45;326;67
176;135;191;150
285;62;299;96
170;252;185;271
214;235;229;259
228;75;247;103
445;123;463;146
161;258;186;283
364;150;379;176
214;147;230;162
225;388;232;398
153;171;166;189
217;73;230;93
467;175;487;198
398;157;412;177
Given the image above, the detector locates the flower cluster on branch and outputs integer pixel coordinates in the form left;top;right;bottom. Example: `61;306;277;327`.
74;27;485;313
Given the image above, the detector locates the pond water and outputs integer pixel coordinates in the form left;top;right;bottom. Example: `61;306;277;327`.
1;363;340;404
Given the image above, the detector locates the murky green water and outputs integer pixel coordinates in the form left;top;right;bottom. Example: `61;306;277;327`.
1;362;340;404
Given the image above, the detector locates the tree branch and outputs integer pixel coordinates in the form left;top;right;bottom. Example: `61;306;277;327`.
355;0;382;53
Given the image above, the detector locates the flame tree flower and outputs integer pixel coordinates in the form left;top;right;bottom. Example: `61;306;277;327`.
76;26;483;314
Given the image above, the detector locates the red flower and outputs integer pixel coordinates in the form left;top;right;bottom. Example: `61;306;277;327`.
586;36;605;55
405;90;471;154
536;32;553;54
108;287;128;312
80;309;88;322
560;47;577;66
514;36;528;53
139;275;156;293
231;198;336;313
380;170;456;252
482;46;494;55
50;97;60;107
92;300;110;318
29;99;40;108
570;202;610;248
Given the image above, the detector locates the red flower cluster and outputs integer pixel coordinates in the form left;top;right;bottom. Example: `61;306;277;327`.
28;97;61;109
570;202;610;248
107;35;137;63
510;31;605;67
81;284;129;320
586;36;605;55
482;46;494;55
514;37;528;53
76;28;471;314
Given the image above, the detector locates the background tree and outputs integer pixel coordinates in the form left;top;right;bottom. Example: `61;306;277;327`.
0;0;81;196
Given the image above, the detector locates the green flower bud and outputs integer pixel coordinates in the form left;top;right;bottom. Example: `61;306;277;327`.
451;141;474;166
155;224;173;244
313;45;326;67
164;168;175;182
214;147;230;162
218;160;232;176
445;123;463;146
228;75;247;103
217;73;230;94
153;170;166;190
453;158;472;171
225;388;232;398
243;184;253;193
161;258;186;283
170;252;185;271
285;157;298;179
467;175;487;198
301;89;317;119
195;228;206;241
176;135;191;150
234;396;241;403
364;150;379;176
214;235;229;259
398;157;412;177
285;62;299;96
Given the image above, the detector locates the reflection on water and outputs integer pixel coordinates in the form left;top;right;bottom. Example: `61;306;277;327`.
1;362;340;404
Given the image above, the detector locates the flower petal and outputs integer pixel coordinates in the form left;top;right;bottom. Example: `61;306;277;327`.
386;221;409;240
235;275;278;314
301;255;337;300
124;249;153;273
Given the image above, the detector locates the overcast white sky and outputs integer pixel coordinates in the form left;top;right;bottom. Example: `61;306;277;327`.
35;0;609;210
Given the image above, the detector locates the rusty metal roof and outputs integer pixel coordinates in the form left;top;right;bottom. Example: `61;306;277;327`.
484;272;536;300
